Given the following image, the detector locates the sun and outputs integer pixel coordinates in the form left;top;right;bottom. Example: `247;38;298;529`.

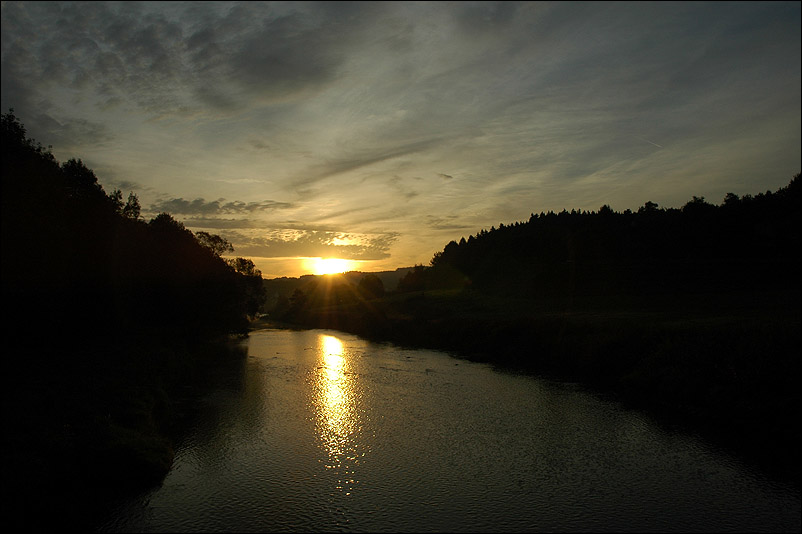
308;257;354;275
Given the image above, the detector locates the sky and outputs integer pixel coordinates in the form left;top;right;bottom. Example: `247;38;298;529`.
2;1;800;278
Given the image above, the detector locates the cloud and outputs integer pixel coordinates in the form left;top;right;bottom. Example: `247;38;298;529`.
387;175;421;200
228;229;399;261
180;218;265;230
150;197;293;216
0;2;387;122
425;215;476;231
248;138;270;151
31;113;114;153
287;138;443;192
454;1;521;34
2;1;798;276
112;180;147;192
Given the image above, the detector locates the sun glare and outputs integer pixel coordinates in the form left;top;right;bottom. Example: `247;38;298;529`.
308;257;354;275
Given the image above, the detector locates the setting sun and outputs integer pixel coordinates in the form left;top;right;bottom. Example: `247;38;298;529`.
307;258;354;275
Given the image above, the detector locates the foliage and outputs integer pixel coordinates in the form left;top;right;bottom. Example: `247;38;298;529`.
123;191;141;220
418;174;801;300
1;110;266;338
1;110;268;520
226;257;266;317
357;273;385;299
397;264;427;292
196;231;234;257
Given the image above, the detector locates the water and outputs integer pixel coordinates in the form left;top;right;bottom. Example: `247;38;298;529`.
97;327;800;532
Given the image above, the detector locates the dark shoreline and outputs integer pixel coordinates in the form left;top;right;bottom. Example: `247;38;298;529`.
0;331;249;532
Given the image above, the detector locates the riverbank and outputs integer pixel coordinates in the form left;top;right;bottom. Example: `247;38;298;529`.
265;287;801;487
1;328;249;532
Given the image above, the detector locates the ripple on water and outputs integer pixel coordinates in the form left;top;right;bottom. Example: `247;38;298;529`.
97;329;801;533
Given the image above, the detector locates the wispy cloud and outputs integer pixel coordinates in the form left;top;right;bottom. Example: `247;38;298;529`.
635;136;663;149
150;197;293;216
227;229;399;261
287;138;443;192
2;1;799;276
425;215;475;231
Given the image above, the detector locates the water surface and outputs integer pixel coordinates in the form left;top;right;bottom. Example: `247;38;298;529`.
98;327;801;532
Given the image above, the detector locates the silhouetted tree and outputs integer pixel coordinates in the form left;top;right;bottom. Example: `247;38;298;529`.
358;273;385;299
397;264;427;292
123;192;141;220
225;257;257;276
288;288;308;317
722;192;740;208
0;110;300;518
110;189;124;213
61;158;105;201
421;173;800;299
638;200;659;214
225;257;266;317
150;212;186;232
196;231;234;257
682;195;715;216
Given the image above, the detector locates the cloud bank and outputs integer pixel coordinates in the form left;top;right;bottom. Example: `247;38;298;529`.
2;1;799;276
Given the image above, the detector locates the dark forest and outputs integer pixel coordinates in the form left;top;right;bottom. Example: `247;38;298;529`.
1;110;266;528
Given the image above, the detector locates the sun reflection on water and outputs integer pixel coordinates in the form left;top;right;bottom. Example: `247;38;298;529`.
313;334;363;495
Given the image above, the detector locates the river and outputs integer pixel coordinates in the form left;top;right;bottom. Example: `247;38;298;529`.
96;327;800;532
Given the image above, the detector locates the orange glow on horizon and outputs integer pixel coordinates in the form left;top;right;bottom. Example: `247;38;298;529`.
305;257;356;275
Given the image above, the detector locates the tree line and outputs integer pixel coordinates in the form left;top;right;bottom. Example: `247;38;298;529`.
265;172;800;323
400;174;801;300
1;110;268;520
1;109;265;344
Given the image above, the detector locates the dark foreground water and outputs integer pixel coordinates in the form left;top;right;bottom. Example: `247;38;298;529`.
96;327;800;532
